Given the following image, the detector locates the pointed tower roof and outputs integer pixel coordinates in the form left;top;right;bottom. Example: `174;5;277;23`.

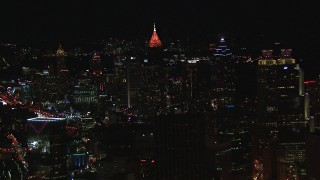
214;37;232;56
148;23;162;48
56;43;65;56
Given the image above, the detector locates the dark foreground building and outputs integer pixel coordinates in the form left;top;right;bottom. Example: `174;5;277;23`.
155;113;206;180
306;132;320;180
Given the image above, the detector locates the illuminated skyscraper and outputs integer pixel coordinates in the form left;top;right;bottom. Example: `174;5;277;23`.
210;37;251;177
257;49;305;127
126;55;142;108
56;44;67;73
148;23;162;48
146;23;163;66
213;37;232;56
27;117;67;180
211;37;237;136
304;78;320;130
137;24;165;116
91;52;103;76
253;49;307;180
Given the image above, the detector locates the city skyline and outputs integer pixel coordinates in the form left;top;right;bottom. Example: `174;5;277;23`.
1;1;319;71
1;2;320;179
0;37;318;179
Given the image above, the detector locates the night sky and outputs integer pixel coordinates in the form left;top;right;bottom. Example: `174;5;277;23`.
0;1;319;71
0;1;318;40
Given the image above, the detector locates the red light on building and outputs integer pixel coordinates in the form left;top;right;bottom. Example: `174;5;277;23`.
100;82;105;92
92;53;101;61
304;80;316;84
151;160;155;163
149;23;162;48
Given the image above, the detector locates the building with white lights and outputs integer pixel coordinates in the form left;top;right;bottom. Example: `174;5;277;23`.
27;117;67;180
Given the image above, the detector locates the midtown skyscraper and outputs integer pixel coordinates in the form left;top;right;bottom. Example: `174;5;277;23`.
257;49;305;127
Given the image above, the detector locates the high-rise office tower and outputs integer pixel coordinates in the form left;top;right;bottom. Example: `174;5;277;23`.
91;52;103;76
138;24;165;116
257;49;305;127
27;117;67;180
56;44;68;73
304;79;320;130
54;44;72;102
253;49;307;180
126;55;142;109
146;23;163;76
211;37;236;111
146;23;163;69
210;37;252;177
257;49;278;125
213;37;232;57
210;37;238;137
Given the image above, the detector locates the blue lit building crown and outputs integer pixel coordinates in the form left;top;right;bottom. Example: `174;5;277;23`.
214;37;232;56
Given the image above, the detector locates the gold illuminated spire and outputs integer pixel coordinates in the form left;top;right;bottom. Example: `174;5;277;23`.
56;43;65;56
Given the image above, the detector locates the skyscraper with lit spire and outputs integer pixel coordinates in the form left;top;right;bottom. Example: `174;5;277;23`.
137;23;165;116
214;37;232;56
56;44;67;73
148;23;162;48
145;23;164;65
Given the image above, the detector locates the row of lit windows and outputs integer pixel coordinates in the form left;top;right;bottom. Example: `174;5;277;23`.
75;97;97;103
74;90;96;95
258;59;295;65
278;86;295;89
